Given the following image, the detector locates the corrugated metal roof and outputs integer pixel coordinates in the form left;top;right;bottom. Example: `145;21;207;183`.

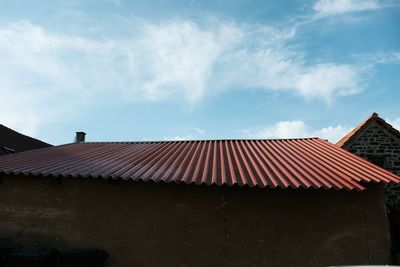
0;138;398;190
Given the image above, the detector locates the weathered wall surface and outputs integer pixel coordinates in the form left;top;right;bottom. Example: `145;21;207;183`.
341;120;400;263
0;175;391;267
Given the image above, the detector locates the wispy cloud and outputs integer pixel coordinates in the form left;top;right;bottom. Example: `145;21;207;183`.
243;120;350;143
353;51;400;64
137;20;366;102
313;0;380;17
0;17;368;135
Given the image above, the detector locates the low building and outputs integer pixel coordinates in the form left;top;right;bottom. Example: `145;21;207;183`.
0;137;399;266
337;112;400;263
0;124;51;155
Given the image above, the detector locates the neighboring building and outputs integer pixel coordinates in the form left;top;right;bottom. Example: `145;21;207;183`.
0;138;398;266
337;112;400;263
0;124;51;155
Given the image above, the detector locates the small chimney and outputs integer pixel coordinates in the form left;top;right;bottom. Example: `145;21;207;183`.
75;132;86;143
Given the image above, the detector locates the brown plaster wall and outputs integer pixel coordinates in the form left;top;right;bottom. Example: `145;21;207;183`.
0;175;391;267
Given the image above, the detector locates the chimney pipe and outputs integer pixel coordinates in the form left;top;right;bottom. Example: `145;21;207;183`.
75;132;86;143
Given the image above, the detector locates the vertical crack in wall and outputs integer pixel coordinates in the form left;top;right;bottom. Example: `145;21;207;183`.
215;189;231;265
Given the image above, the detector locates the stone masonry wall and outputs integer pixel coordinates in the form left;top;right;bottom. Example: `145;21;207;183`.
344;121;400;207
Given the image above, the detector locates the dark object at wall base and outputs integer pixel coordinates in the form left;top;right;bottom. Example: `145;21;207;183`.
57;249;108;267
0;248;10;267
5;248;59;267
388;209;400;264
0;248;108;267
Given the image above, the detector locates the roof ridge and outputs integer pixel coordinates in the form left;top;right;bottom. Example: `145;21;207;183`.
81;137;321;144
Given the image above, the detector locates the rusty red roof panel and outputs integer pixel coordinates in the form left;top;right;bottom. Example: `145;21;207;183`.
0;138;398;190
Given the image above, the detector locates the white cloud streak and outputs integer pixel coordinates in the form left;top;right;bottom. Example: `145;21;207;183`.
313;0;380;17
353;51;400;64
0;19;367;135
244;120;350;143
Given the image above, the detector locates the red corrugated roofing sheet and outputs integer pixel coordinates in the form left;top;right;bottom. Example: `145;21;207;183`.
0;138;398;190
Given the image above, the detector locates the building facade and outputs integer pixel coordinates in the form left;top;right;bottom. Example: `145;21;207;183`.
337;112;400;263
0;138;398;266
0;176;392;267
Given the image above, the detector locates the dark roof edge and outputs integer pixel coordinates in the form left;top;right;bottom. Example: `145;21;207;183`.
0;170;365;191
0;124;52;147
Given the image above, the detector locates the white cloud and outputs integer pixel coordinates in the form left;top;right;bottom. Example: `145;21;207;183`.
163;127;205;141
0;21;111;135
295;64;363;99
211;48;366;101
312;125;351;142
129;21;240;102
163;135;193;141
313;0;379;17
0;19;367;135
244;121;350;143
244;121;309;139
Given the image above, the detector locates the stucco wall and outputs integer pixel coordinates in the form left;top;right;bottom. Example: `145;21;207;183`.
0;175;391;267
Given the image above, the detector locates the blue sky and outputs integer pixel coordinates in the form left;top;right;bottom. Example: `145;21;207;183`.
0;0;399;145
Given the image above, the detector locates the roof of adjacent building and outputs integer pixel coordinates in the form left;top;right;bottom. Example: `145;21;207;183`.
0;124;52;156
0;138;398;191
336;112;400;148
